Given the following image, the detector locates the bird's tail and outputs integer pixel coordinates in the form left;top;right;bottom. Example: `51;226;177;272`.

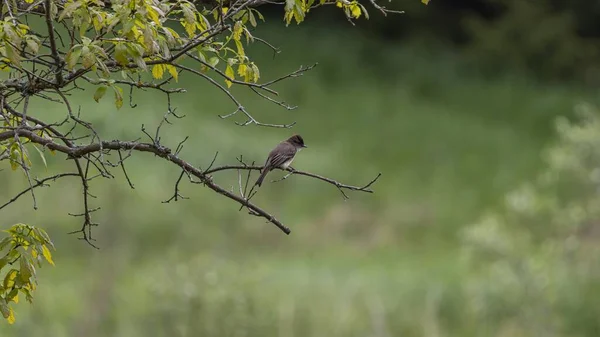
255;167;269;187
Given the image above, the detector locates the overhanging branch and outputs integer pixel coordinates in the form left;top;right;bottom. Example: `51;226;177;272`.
0;127;381;236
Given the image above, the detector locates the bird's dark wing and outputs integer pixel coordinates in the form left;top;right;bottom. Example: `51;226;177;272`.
267;142;296;169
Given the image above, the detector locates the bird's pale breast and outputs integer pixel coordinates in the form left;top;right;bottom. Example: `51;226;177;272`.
280;157;294;169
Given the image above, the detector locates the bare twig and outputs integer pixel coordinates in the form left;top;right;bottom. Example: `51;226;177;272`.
0;173;79;210
118;149;135;189
163;170;188;203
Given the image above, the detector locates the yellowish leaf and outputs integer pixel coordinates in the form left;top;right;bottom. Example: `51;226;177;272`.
182;20;196;37
196;13;209;32
234;39;245;57
113;86;124;110
237;63;247;78
350;3;361;18
225;64;234;88
147;6;160;24
421;0;430;4
284;10;293;25
152;64;165;79
42;245;54;266
165;64;178;82
233;21;243;41
251;63;260;82
3;269;17;289
92;15;102;32
7;308;14;324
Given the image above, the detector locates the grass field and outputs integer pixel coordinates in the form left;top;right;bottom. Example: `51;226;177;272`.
2;23;598;336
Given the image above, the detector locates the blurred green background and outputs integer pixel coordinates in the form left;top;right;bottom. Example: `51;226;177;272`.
3;0;600;336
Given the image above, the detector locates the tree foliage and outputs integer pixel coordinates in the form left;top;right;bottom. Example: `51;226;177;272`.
0;224;55;324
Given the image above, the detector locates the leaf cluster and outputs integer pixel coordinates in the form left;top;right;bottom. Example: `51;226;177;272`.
0;224;55;325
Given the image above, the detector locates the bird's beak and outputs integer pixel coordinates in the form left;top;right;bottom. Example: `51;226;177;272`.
302;144;308;148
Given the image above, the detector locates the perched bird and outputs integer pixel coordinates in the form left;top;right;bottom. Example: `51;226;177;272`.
255;134;307;187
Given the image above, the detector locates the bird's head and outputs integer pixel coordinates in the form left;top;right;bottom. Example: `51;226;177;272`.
287;134;307;149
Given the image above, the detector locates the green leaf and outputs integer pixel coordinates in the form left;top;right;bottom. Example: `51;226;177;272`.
58;1;82;21
126;44;147;70
0;298;10;319
122;19;135;34
0;236;12;250
0;296;15;323
114;43;128;66
358;3;369;19
5;44;21;68
0;256;9;272
33;228;53;249
25;37;40;54
79;19;90;38
142;26;157;54
181;3;195;24
65;47;82;70
19;256;34;283
248;10;257;27
32;145;47;169
113;86;124;109
254;9;265;21
93;85;108;103
19;287;33;303
421;0;430;4
81;46;95;68
10;148;20;171
208;57;219;67
162;27;176;46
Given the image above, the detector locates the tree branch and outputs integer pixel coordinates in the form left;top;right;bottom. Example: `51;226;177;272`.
44;0;63;84
0;128;292;234
204;164;381;197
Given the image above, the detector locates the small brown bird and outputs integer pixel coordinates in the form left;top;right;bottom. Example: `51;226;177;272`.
255;134;307;187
